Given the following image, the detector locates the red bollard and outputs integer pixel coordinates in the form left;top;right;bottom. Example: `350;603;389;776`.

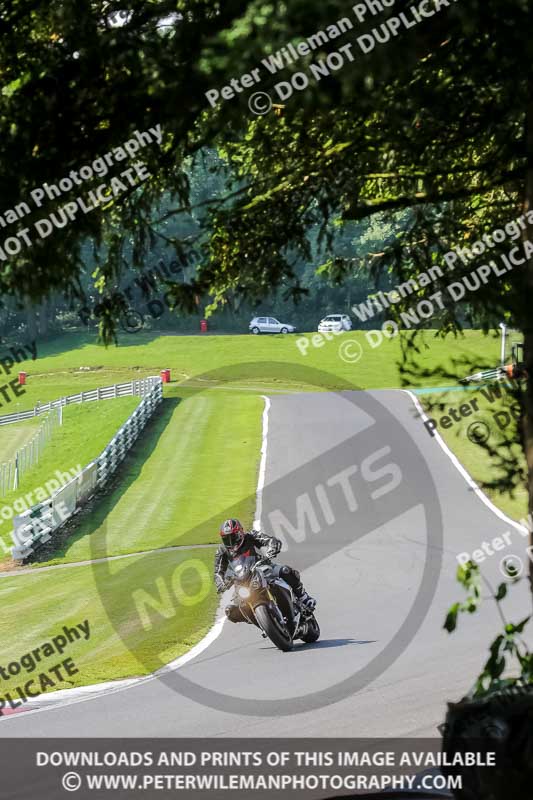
200;319;208;333
160;369;171;384
18;371;27;386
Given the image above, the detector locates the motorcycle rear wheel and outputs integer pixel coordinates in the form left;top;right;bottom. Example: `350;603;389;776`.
255;604;293;652
300;615;320;644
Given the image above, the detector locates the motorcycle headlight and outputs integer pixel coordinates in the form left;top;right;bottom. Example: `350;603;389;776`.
238;587;251;599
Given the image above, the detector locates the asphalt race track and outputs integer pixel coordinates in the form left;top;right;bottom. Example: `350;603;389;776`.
2;389;529;737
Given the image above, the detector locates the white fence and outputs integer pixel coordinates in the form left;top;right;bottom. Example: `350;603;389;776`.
0;406;62;497
0;379;156;427
11;376;163;561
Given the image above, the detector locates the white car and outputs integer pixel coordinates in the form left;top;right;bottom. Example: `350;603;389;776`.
249;316;296;335
318;314;352;333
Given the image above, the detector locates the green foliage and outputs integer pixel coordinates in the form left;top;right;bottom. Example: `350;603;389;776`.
445;561;533;695
0;1;530;342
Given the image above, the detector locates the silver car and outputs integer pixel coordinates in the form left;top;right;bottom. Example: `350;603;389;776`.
317;314;352;332
249;316;296;334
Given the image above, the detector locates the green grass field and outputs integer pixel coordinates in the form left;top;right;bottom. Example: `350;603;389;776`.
0;548;218;695
0;328;524;698
0;398;140;557
30;388;263;566
0;416;42;464
4;329;502;409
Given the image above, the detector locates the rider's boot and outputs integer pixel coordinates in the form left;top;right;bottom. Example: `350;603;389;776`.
296;587;316;611
295;586;316;611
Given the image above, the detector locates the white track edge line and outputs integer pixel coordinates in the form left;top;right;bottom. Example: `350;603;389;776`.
404;389;528;535
3;394;272;721
253;395;270;530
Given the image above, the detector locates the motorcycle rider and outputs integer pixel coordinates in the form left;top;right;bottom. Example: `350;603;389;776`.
214;518;316;623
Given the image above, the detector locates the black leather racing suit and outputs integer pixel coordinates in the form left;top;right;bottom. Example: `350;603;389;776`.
214;530;306;623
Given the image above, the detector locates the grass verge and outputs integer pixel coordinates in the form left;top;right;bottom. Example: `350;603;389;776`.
0;397;140;557
0;416;42;464
26;388;263;566
419;384;527;522
0;548;218;696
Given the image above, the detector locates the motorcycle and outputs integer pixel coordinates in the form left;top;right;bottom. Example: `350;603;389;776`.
226;554;320;652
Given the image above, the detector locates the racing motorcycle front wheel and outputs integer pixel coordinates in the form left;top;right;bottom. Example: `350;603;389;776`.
254;604;293;652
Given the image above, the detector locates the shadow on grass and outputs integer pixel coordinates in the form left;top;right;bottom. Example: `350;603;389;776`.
7;329;178;363
30;396;182;564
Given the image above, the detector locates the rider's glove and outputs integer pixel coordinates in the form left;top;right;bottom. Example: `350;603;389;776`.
266;538;282;559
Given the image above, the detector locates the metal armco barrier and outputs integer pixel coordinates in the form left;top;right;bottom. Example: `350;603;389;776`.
0;378;155;427
11;377;163;561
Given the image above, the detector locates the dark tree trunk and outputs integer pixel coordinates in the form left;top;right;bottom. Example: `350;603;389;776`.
24;296;37;341
522;87;533;599
39;299;48;337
